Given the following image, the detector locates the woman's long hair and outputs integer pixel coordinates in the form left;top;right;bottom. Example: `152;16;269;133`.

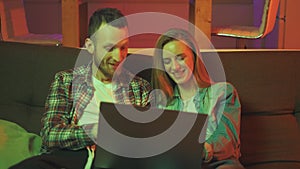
151;28;212;105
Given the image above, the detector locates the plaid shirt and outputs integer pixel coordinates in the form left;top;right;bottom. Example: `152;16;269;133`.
40;63;152;151
164;82;241;161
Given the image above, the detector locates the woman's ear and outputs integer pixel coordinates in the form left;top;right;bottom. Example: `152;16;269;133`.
85;38;95;54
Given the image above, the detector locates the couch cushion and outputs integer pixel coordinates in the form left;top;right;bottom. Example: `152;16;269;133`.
245;162;300;169
203;50;297;115
0;42;81;134
239;114;300;168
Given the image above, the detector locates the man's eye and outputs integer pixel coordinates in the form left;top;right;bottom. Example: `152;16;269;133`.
105;47;113;52
163;59;170;64
121;46;127;51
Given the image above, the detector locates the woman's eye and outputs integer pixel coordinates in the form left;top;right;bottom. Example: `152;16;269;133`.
176;55;185;61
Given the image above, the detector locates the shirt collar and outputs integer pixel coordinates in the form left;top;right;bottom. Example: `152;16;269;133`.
173;85;205;102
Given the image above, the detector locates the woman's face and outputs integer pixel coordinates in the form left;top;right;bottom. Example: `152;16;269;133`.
162;40;195;85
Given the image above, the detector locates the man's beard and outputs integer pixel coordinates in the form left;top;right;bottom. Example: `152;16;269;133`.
98;62;113;80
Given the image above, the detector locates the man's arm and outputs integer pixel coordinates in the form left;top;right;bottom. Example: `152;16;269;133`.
40;71;94;151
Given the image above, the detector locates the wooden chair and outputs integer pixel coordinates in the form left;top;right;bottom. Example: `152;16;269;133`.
0;0;62;46
211;0;280;48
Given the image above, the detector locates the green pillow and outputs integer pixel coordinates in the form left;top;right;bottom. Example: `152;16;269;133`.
0;119;42;169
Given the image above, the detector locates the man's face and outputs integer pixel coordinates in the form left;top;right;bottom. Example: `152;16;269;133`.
86;24;129;82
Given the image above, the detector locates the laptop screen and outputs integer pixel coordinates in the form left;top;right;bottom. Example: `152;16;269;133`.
93;102;208;169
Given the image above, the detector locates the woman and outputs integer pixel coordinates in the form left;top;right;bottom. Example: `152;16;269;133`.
152;28;244;169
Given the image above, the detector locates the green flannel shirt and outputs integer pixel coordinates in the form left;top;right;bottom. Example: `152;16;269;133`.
163;82;241;160
40;63;152;151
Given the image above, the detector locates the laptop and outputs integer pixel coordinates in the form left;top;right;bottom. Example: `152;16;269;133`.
93;102;208;169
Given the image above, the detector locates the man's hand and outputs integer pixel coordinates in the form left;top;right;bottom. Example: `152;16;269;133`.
91;123;98;141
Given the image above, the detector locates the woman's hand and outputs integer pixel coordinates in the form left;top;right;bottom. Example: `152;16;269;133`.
203;142;214;163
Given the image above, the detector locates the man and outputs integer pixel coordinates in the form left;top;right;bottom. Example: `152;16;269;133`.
10;8;151;169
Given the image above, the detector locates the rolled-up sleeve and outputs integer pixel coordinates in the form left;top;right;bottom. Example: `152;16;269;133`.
206;82;242;160
41;71;94;151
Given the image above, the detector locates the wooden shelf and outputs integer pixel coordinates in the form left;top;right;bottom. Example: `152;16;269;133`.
61;0;212;48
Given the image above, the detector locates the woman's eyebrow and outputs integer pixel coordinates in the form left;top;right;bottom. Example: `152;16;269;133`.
176;53;186;57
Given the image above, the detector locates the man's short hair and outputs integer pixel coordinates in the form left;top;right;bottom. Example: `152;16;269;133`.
88;8;128;38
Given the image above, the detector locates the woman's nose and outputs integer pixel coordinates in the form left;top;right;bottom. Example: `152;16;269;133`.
170;60;180;70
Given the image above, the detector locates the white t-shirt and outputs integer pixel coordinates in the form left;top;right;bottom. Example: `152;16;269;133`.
79;76;118;169
78;76;116;125
182;95;197;113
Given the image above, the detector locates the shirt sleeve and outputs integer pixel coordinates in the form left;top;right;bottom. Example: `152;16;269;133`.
131;76;153;107
141;79;153;107
40;71;94;151
206;82;242;160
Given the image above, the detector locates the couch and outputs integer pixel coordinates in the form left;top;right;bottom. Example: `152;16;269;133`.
0;41;299;168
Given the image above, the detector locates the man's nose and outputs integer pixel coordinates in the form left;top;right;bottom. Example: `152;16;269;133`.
111;48;123;62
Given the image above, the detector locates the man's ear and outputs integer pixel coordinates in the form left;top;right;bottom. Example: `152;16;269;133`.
85;38;95;54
